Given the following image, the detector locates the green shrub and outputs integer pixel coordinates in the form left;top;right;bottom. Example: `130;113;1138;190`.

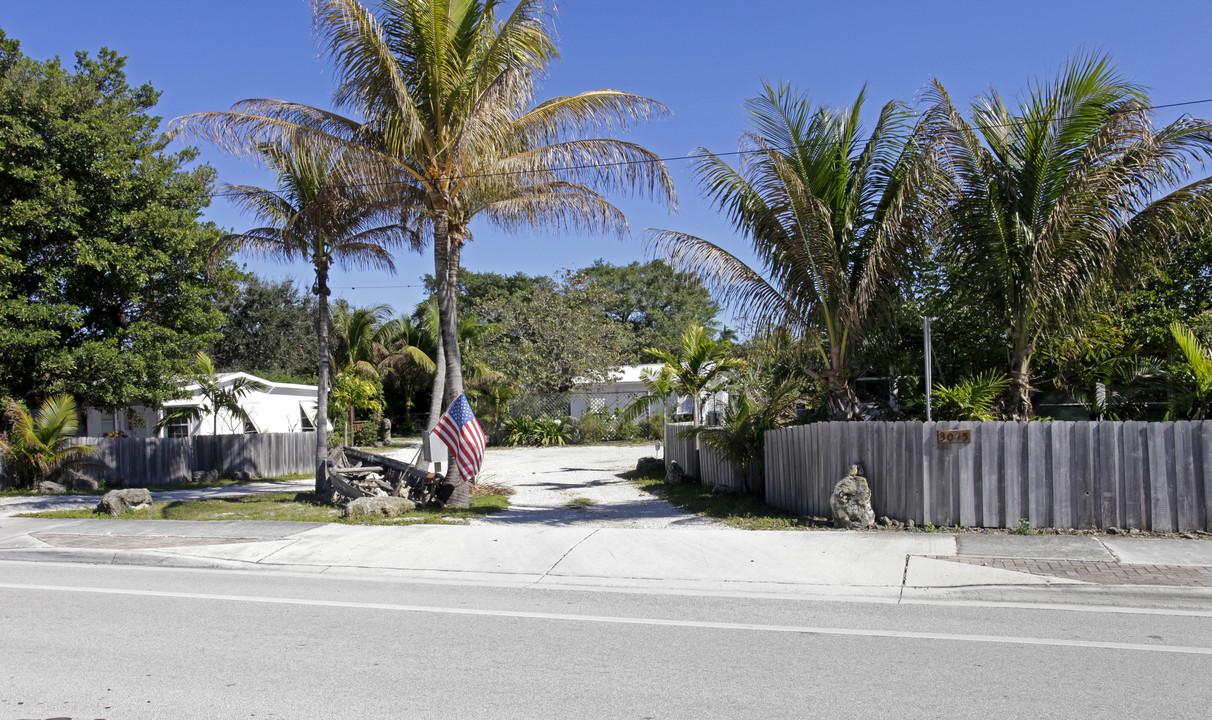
353;421;379;446
573;411;613;443
638;413;666;441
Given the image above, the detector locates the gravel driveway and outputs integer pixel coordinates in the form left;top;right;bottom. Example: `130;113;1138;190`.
387;443;724;529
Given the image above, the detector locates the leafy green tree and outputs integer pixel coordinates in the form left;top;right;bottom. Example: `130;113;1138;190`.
0;394;96;489
579;260;719;362
329;301;433;427
0;31;230;408
329;373;382;446
924;52;1212;419
472;272;628;393
212;144;415;495
650;83;938;420
208;275;318;382
156;352;267;436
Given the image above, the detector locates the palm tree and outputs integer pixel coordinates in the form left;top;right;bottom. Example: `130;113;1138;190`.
646;325;744;428
157;352;268;436
924;53;1212;419
619;364;677;424
329;301;434;440
212;144;416;495
648;83;939;420
175;0;675;496
0;394;96;490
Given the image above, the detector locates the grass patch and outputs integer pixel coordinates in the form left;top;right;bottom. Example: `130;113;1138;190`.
19;491;509;526
622;469;822;530
0;473;313;497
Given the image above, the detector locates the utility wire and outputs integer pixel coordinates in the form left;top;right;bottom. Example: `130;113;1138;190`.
205;96;1212;196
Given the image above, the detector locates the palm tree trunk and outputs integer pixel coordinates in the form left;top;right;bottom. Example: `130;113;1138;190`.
433;213;469;507
315;267;331;496
1008;333;1034;420
426;330;445;430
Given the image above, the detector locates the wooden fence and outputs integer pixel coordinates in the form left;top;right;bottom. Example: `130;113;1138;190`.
663;422;699;480
69;433;317;487
764;421;1212;532
700;444;747;492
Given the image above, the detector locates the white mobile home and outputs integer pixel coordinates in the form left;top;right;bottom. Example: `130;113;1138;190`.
85;373;322;438
569;364;728;423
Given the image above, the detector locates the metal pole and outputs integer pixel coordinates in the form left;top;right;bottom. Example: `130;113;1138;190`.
924;316;933;422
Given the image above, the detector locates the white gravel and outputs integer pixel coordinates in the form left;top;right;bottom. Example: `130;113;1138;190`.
389;443;725;529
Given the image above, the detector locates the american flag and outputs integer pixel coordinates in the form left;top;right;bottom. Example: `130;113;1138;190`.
433;393;486;481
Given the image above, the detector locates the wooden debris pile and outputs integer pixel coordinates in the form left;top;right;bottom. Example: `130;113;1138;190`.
324;446;446;507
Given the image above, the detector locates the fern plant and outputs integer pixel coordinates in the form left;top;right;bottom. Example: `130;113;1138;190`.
0;394;97;489
1168;321;1212;419
931;371;1011;421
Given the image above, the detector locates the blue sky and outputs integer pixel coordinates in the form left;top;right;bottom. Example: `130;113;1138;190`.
5;0;1212;320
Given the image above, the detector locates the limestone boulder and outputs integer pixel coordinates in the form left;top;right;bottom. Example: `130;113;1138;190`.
344;496;417;519
666;460;685;486
635;456;665;476
97;488;154;516
830;465;875;530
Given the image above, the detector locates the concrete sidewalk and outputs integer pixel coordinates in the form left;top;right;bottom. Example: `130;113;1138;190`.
2;515;1211;609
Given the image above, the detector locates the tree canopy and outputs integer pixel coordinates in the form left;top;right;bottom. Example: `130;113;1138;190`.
579;259;719;363
0;30;230;408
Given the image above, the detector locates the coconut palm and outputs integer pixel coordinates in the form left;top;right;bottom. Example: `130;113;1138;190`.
649;83;939;420
0;394;96;490
213;144;416;494
175;0;674;495
924;53;1212;419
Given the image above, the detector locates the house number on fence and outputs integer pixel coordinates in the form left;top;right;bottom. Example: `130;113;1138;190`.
937;429;972;444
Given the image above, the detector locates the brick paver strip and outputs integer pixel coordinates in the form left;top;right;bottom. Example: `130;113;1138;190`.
938;556;1212;587
31;533;273;550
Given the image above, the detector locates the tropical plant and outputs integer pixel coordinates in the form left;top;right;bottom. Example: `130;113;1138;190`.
156;352;269;436
329;373;383;445
924;52;1212;419
204;144;415;494
176;0;675;492
649;83;940;420
1168;320;1212;419
642;325;744;428
330;302;433;383
691;328;807;494
930;371;1012;422
620;365;678;424
0;394;96;489
499;414;569;447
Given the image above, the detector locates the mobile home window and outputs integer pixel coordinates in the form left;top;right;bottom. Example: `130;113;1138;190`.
166;415;190;438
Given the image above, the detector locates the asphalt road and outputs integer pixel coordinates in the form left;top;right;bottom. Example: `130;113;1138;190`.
3;561;1211;719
